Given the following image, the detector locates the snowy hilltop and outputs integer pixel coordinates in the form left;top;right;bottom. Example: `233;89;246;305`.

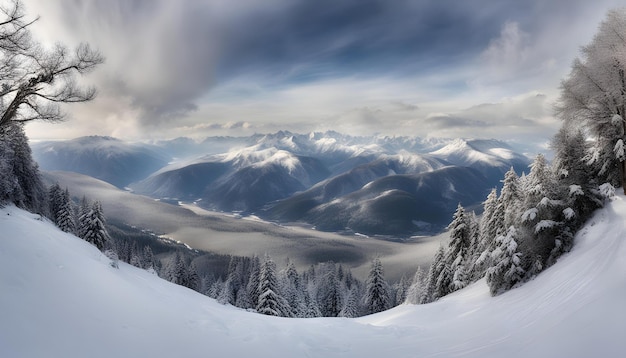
1;194;624;357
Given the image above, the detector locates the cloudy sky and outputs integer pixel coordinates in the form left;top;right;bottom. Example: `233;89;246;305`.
21;0;625;148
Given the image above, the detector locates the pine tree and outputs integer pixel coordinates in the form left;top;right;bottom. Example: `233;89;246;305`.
246;255;261;309
0;122;46;212
304;290;322;318
339;287;360;318
47;183;63;223
393;274;410;306
405;266;425;304
421;245;445;304
519;154;562;272
77;196;91;239
500;167;522;229
55;188;76;234
486;226;525;296
280;260;306;317
79;201;109;251
364;257;389;314
444;204;470;293
142;246;156;271
256;254;291;317
318;268;343;317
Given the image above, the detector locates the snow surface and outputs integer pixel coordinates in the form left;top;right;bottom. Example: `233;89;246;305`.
2;196;626;357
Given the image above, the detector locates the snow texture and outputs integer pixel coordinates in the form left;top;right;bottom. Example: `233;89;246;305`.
1;196;626;357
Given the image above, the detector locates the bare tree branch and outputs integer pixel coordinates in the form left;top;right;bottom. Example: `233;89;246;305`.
0;0;103;129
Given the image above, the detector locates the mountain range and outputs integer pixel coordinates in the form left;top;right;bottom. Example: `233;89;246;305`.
32;131;530;237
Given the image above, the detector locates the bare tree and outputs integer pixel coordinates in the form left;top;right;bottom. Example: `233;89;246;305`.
0;0;103;129
556;9;626;193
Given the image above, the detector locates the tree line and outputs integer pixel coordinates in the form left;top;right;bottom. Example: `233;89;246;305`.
410;9;626;302
46;181;404;318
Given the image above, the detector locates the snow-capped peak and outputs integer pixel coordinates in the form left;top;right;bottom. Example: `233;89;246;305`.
430;138;522;166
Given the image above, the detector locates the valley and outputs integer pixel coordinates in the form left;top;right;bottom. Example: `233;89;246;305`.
43;170;442;281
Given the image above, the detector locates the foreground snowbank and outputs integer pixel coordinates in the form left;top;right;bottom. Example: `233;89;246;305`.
1;197;625;358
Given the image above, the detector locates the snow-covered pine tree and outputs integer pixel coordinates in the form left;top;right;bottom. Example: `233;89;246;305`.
0;122;46;213
553;127;604;219
499;167;522;229
280;259;306;317
444;204;471;293
220;257;243;306
256;254;291;317
47;183;63;223
468;188;499;282
420;245;445;304
304;290;322;318
405;266;425;304
466;211;480;261
55;188;76;234
169;252;188;286
547;126;603;265
486;226;525;296
0;138;16;206
364;257;390;314
79;201;109;251
519;154;562;273
393;274;410;306
246;255;261;309
142;245;156;271
478;188;498;248
339;287;360;318
218;277;235;305
77;196;91;240
434;259;452;299
318;268;343;317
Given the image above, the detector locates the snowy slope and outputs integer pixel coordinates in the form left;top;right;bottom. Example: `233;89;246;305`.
1;195;625;358
430;138;528;170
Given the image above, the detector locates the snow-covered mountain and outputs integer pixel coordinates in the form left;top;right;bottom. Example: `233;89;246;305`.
266;166;490;235
32;136;170;188
430;138;529;177
36;132;530;236
1;194;624;357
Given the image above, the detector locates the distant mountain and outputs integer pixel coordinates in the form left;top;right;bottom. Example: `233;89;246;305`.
131;146;331;211
37;132;530;237
32;136;170;188
260;138;528;236
262;153;448;221
265;166;490;236
430;138;529;179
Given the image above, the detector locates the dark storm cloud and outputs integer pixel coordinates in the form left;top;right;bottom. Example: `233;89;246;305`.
28;0;530;123
213;0;516;81
23;0;626;141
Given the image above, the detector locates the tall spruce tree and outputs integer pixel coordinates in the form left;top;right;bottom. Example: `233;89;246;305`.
421;245;446;304
445;204;471;292
405;266;425;304
364;257;389;314
56;188;75;233
79;201;109;251
256;255;291;317
47;183;63;223
486;227;525;295
0;122;46;212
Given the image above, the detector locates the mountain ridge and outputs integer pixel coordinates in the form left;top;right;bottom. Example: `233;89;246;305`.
33;132;531;236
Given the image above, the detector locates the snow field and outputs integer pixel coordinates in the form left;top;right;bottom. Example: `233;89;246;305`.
1;195;625;357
